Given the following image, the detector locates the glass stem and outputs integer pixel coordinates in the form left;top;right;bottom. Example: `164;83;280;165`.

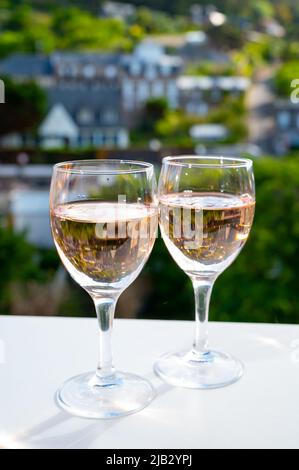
192;277;215;354
93;296;117;381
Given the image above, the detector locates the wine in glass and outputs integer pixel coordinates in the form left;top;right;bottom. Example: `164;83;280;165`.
50;160;158;418
155;156;255;389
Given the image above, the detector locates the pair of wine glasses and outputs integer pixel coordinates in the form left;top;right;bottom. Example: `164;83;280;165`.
50;156;255;419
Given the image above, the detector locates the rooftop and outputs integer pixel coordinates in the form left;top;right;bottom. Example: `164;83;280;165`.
0;54;52;77
46;86;123;128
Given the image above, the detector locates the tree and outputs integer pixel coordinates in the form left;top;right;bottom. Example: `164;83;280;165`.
275;62;299;97
4;5;32;31
0;77;46;136
0;226;41;311
141;98;169;132
52;7;131;51
0;31;24;58
206;23;247;51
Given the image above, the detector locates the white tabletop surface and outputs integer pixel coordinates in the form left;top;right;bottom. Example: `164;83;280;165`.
1;315;299;449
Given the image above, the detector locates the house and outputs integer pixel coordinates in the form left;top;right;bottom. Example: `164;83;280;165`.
39;86;129;149
121;41;183;123
0;52;123;86
0;47;182;112
178;75;250;116
50;52;122;85
180;26;229;64
273;100;299;154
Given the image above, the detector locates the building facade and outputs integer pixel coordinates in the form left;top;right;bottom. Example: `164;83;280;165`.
178;75;250;116
273;100;299;154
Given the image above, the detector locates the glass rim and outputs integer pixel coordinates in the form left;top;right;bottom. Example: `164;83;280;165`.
162;155;253;169
53;159;154;175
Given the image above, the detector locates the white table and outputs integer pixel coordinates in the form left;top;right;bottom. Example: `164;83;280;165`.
1;315;299;449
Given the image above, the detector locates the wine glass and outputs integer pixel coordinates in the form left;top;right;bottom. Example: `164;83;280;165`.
50;160;158;418
155;156;255;389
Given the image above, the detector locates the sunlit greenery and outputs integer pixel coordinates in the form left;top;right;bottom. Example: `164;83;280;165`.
185;61;239;78
0;4;134;56
0;224;59;312
0;77;46;135
132;95;248;147
275;61;299;98
52;7;132;51
0;2;196;57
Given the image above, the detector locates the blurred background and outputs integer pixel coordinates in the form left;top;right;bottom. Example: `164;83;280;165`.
0;0;298;323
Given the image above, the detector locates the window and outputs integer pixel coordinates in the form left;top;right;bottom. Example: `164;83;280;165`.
145;65;157;81
211;88;221;102
167;81;178;108
83;65;96;79
186;102;208;116
122;79;135;98
152;80;164;97
278;111;291;129
161;64;171;77
102;132;117;147
105;65;117;79
79;132;92;148
102;110;119;125
77;108;94;125
130;61;141;76
92;132;103;147
137;80;149;102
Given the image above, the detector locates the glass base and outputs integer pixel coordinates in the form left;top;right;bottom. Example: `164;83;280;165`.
56;371;155;419
154;349;243;389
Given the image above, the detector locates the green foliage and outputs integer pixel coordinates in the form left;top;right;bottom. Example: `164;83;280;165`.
147;96;248;146
0;31;24;58
252;0;274;20
143;235;194;321
0;224;57;312
275;61;299;98
278;41;299;62
0;6;56;56
0;0;295;58
135;7;190;34
0;4;133;56
154;110;197;146
211;158;299;324
0;77;46;135
4;5;32;31
206;23;247;51
140;98;169;133
52;7;131;51
185;61;238;77
207;96;248;143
